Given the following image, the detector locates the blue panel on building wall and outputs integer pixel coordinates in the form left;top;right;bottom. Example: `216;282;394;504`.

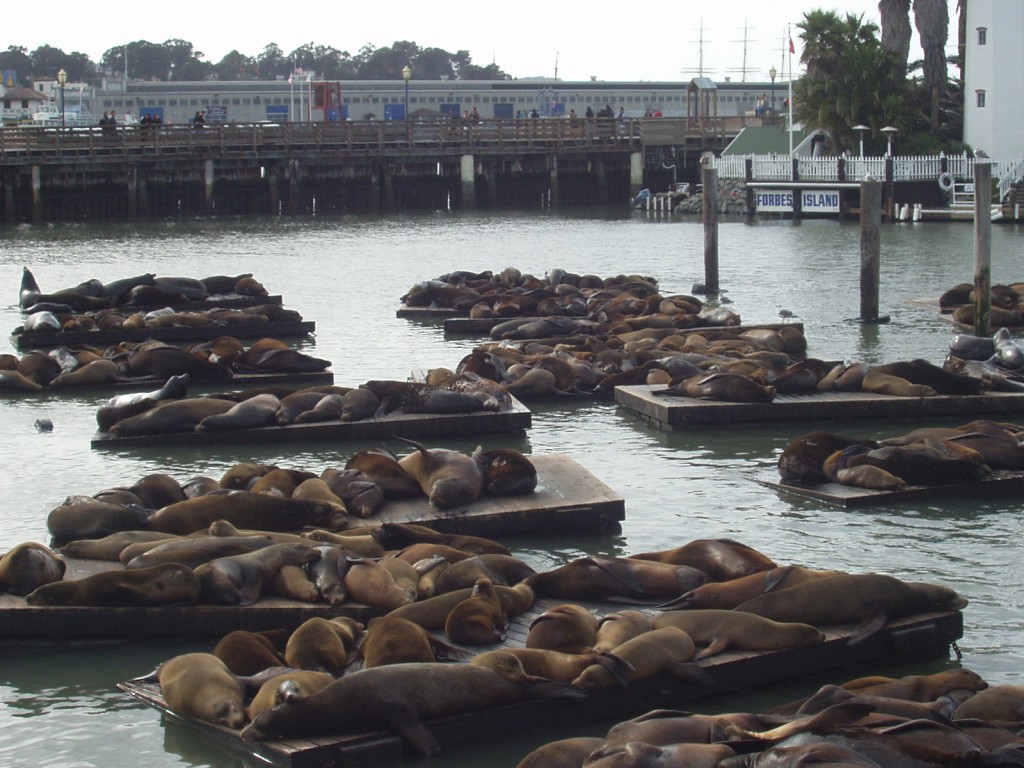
266;105;289;121
440;103;460;117
494;103;514;118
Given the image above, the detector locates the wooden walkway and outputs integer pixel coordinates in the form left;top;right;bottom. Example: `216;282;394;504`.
754;468;1024;507
118;606;964;767
12;321;316;350
90;396;532;448
615;385;1024;429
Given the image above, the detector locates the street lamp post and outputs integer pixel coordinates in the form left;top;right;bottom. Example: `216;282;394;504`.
881;125;898;156
57;68;67;128
768;65;777;113
402;64;412;120
853;124;869;157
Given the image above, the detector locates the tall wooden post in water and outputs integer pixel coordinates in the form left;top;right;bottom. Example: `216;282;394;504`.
973;159;992;337
701;153;719;293
859;179;882;321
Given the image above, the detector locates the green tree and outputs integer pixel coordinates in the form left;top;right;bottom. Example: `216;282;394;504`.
795;11;911;154
914;0;948;133
0;46;33;84
255;44;289;80
213;50;257;81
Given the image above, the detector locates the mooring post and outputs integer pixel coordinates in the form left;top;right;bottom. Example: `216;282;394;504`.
204;160;215;215
548;154;559;211
701;153;719;293
629;151;644;200
31;165;42;223
460;154;475;209
859;178;882;321
973;158;992;337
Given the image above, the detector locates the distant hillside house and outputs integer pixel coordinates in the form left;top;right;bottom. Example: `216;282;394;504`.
1;85;47;123
964;0;1024;160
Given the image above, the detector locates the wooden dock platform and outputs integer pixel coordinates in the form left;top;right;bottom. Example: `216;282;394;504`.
0;453;624;640
12;321;317;350
0;370;335;397
118;606;963;767
753;468;1024;507
395;307;465;320
445;318;804;338
90;396;532;448
615;384;1024;430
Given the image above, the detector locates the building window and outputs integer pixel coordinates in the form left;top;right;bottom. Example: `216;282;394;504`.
977;27;987;45
976;90;986;108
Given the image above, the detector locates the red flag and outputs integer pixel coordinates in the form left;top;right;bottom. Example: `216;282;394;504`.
789;37;795;54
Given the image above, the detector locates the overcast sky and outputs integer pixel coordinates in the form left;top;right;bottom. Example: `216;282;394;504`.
13;0;956;82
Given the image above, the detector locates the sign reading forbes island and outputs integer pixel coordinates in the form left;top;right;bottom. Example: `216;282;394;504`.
756;189;841;213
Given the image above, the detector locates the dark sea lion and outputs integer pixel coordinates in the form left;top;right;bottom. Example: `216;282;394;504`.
48;358;124;387
517;737;606;768
156;653;246;728
16;350;62;386
195;393;281;431
628;538;776;582
126;343;233;381
432;554;536;594
200;273;253;294
473;447;538;496
653;609;825;659
843;442;990;486
26;562;201;606
320;468;384;518
125;534;273;570
777;432;880;485
46;499;153;544
247;670;335;721
212;629;288;676
870;358;990;395
370;522;512;555
284;616;363;674
241;662;586;751
146;491;345;535
0;542;66;595
345;449;424;499
275;391;329;425
249;467;318;497
734;572;968;642
523;556;708;602
396;438;484;509
96;397;160;432
794;683;958;722
307;545;350;606
526;603;600;654
109;397;237;436
656;565;842;611
584;742;736;768
58;531;177;561
195;542;321;605
220;462;278;490
653;371;776;402
0;369;44;392
291;394;344;424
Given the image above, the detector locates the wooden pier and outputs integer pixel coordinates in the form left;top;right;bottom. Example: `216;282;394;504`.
12;320;316;350
118;606;963;767
615;384;1024;430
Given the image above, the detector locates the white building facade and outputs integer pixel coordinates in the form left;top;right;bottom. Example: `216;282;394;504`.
963;0;1024;160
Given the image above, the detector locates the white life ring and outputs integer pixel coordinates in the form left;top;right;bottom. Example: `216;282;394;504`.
938;172;955;193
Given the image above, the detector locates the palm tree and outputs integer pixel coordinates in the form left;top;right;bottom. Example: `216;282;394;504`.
914;0;949;133
878;0;912;75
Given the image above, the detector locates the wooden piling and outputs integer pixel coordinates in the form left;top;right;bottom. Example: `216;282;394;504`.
859;179;882;321
701;153;719;293
460;154;475;209
974;159;993;337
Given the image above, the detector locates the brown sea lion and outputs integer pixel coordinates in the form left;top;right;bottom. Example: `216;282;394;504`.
445;578;509;644
108;397;237;436
247;670;335;721
46;499;153;545
840;668;989;701
125;534;274;570
194;542;320;605
583;742;736;768
473;447;538;496
195;394;281;431
343;558;418;610
370;522;511;555
145;491;345;535
471;647;633;687
869;359;990;395
628;538;776;582
653;371;776;403
516;737;606;768
345;449;424;499
387;582;535;631
653;609;825;659
0;542;66;595
661;565;842;611
777;432;880;485
592;609;654;652
48;358;125;387
571;626;705;689
268;564;320;602
156;653;246;728
241;663;586;751
212;629;288;676
954;684;1024;722
432;554;537;594
25;562;200;606
396;438;484;509
861;370;938;397
524;556;708;602
526;603;599;654
58;531;177;561
284;617;363;674
362;614;473;668
220;462;278;490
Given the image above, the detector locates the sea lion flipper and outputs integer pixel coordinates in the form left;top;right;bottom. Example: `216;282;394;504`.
693;636;730;660
763;565;795;593
388;708;440;756
587;557;645;596
595;651;635;687
847;612;887;645
667;661;716;686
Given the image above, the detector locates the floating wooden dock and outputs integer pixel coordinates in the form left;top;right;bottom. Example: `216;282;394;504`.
753;468;1024;507
0;370;335;397
22;294;285;314
0;454;623;641
90;397;532;448
118;605;963;767
11;321;317;350
395;306;466;320
445;318;804;338
615;385;1024;430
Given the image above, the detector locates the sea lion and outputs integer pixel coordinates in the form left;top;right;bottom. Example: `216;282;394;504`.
652;609;825;659
370;522;511;556
388;582;535;631
591;609;654;652
361;614;473;668
526;603;600;654
25;562;201;606
471;647;633;687
345;449;424;499
473;447;538;496
836;442;990;486
794;683;959;722
954;684;1024;722
194;542;321;605
156;653;246;728
840;668;989;702
241;662;586;752
432;554;537;594
125;343;233;381
108;397;237;436
46;499;153;545
445;578;509;644
195;394;281;431
125;534;273;570
343;557;418;610
212;629;288;676
247;670;335;721
48;358;125;387
0;542;66;595
516;737;606;768
734;572;968;642
583;742;736;768
861;369;938;397
661;565;843;611
570;626;706;689
0;369;45;392
319;468;384;518
869;359;990;395
653;371;776;403
777;432;880;485
628;538;776;582
145;491;345;535
284;617;364;674
58;531;177;561
396;438;484;509
268;564;319;602
524;556;708;602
